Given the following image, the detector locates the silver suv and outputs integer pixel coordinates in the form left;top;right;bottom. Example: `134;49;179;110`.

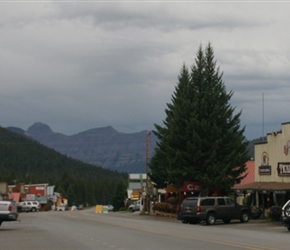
177;196;250;225
18;201;41;212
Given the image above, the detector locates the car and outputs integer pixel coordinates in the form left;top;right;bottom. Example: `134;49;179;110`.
177;196;250;225
18;201;41;212
128;200;141;212
56;204;68;211
107;205;114;212
281;200;290;231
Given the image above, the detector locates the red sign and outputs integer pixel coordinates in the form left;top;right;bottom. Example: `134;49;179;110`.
182;181;200;192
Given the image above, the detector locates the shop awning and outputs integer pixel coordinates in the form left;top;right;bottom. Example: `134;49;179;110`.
232;182;290;192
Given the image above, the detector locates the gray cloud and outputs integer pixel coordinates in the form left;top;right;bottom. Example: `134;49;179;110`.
1;1;290;140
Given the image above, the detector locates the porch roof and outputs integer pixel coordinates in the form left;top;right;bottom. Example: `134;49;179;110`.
232;182;290;191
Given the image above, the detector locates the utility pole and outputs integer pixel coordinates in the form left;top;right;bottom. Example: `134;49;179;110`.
145;131;150;212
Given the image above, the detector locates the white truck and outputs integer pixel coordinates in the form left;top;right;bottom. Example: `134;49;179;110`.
0;200;19;226
128;200;142;212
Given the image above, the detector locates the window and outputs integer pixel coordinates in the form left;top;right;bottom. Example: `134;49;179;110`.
182;199;197;207
217;198;226;205
200;198;215;206
226;198;235;206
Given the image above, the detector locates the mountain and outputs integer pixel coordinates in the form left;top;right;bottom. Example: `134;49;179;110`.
6;122;258;174
23;122;158;173
0;126;127;205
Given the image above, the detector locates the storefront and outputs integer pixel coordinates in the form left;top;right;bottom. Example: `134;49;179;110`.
232;122;290;211
165;181;201;204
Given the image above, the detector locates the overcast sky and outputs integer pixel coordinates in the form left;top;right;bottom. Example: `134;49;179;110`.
1;1;290;140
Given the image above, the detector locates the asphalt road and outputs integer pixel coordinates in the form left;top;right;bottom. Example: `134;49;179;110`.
0;208;289;250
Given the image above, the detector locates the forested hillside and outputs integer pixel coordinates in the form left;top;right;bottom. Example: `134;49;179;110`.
0;126;127;206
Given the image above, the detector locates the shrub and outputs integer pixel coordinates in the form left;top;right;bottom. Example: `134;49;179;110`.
167;197;178;205
154;202;177;214
267;206;282;221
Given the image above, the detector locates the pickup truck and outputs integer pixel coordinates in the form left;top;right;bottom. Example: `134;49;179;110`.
128;200;141;212
0;200;19;226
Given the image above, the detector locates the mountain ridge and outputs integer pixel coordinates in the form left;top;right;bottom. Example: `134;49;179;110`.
7;122;259;173
12;122;158;173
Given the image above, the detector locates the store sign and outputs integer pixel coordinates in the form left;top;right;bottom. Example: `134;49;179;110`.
259;165;271;175
182;181;200;192
259;190;270;194
274;191;286;194
26;194;35;201
277;162;290;176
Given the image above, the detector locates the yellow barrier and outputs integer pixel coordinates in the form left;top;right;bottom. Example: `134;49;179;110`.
95;205;103;213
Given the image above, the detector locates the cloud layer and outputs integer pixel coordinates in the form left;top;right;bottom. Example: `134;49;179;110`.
1;1;290;139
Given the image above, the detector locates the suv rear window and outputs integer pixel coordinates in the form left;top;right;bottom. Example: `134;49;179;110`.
200;198;215;206
182;199;197;207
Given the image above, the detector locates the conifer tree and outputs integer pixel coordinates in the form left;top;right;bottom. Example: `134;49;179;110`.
149;43;249;194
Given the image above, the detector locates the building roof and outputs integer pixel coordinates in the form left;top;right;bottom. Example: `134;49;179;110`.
232;182;290;191
233;161;255;188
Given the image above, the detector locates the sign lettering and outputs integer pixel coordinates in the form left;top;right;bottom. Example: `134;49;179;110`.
259;165;271;175
277;162;290;176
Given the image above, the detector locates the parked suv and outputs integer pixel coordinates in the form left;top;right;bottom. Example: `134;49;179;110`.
18;201;41;212
177;196;250;225
281;200;290;231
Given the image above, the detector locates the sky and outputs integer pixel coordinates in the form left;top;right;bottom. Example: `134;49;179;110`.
1;1;290;140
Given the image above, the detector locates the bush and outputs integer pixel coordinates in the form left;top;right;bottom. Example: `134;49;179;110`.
251;206;262;219
154;202;178;214
267;206;281;221
167;197;178;205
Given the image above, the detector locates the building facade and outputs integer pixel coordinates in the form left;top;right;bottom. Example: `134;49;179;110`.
233;122;290;210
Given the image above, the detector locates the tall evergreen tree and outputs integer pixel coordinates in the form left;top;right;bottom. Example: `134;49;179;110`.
150;64;192;188
149;43;249;194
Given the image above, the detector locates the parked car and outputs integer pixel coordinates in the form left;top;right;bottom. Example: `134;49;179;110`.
177;196;250;225
18;201;41;212
281;199;290;231
128;200;141;212
107;205;114;212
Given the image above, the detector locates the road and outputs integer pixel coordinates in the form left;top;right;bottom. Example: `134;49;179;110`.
0;208;288;250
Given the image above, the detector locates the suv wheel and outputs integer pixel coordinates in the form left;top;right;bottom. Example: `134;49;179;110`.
285;206;290;218
206;213;216;225
240;212;249;222
31;207;36;212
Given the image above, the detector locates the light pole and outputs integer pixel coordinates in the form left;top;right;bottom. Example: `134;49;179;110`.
145;131;150;212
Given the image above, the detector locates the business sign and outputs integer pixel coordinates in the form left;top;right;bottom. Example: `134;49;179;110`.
26;194;35;201
182;181;200;192
277;162;290;176
259;165;271;175
274;190;286;194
